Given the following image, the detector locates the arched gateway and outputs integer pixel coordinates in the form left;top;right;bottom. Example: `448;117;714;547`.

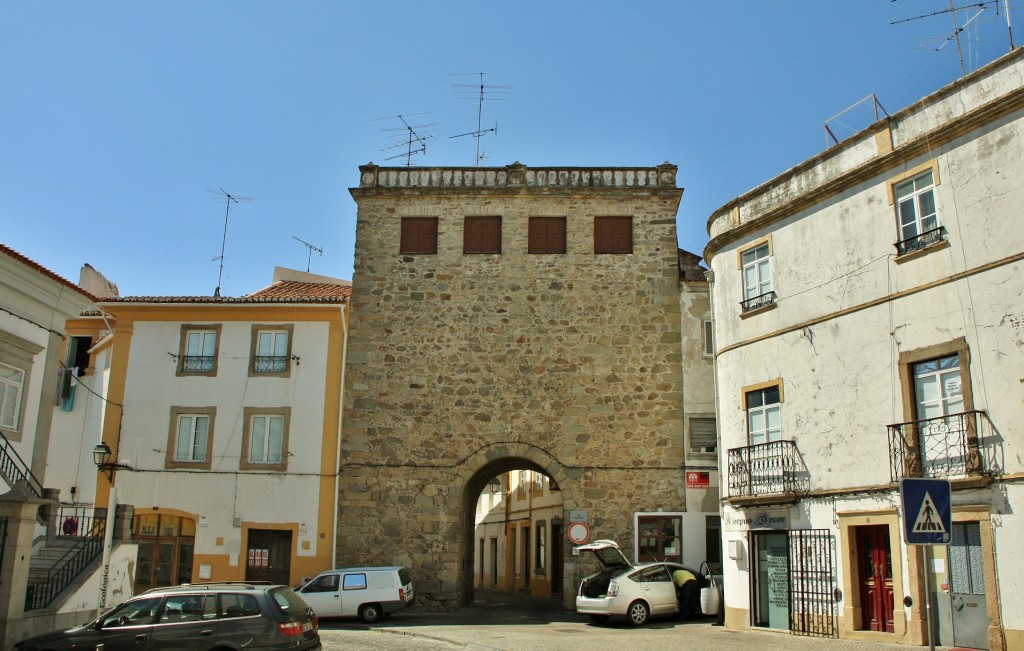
339;163;688;610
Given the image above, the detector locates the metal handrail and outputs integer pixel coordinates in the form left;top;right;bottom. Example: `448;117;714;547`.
0;428;44;497
25;519;106;610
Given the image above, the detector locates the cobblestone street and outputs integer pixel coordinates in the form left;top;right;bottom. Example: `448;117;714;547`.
316;589;923;651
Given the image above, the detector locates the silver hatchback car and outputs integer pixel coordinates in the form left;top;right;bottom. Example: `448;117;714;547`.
575;540;705;626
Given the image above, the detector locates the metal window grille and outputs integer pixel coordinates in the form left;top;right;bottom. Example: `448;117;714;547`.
789;529;838;638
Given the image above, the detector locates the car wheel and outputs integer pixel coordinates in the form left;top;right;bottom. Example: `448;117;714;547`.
588;614;610;624
359;603;382;623
627;600;650;626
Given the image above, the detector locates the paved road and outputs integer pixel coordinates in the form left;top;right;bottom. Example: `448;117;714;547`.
317;589;924;651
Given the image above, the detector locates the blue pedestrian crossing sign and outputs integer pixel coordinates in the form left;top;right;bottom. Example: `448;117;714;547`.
899;478;951;545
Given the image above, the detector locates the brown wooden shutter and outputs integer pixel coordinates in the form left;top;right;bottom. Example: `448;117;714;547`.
400;217;438;254
594;216;632;254
464;216;501;254
528;217;566;254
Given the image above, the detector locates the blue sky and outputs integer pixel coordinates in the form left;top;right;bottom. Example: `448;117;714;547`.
1;2;1015;297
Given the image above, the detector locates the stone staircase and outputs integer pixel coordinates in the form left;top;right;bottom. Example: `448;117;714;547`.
25;514;106;611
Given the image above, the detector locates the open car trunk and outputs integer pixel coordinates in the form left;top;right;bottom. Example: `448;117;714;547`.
579;567;631;598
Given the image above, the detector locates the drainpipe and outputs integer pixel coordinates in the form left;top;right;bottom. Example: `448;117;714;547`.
705;268;728;626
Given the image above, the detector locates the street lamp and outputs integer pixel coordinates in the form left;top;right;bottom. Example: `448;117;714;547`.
92;442;130;481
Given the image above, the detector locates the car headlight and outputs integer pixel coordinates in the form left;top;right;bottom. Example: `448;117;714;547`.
607;581;619;597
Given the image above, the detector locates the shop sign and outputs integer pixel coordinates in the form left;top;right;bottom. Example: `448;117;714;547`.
723;510;789;531
686;471;710;488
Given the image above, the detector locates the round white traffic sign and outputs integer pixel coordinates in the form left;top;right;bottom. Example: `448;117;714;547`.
567;521;590;544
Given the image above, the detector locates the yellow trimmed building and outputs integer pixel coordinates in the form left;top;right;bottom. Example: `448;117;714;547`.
66;267;350;591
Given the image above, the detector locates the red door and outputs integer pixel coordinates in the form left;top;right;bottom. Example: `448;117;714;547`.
856;525;895;632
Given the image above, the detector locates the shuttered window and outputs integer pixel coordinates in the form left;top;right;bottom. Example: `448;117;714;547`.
400;217;439;254
528;217;566;254
690;417;717;454
594;216;632;254
464;216;502;254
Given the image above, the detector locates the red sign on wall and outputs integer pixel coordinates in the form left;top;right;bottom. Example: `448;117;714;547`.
686;471;710;488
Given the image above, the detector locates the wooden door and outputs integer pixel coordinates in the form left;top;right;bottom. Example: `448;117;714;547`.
856;525;894;632
245;529;292;585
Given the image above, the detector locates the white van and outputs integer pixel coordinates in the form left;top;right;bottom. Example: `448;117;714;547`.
296;566;414;622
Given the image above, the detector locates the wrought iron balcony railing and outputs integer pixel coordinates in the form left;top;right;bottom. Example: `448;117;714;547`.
887;410;999;482
253;355;288;373
181;356;215;373
896;225;945;256
741;291;777;313
727;439;799;498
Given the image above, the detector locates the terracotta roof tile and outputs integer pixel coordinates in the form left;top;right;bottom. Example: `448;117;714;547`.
247;280;352;301
101;280;350;305
0;243;97;301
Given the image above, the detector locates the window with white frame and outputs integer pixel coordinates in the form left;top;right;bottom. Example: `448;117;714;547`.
0;362;25;432
703;319;714;357
913;354;964;421
746;386;781;446
741;243;774;312
166;406;215;469
250;415;284;463
177;325;221;376
242;407;290;470
250;326;293;376
895;170;942;255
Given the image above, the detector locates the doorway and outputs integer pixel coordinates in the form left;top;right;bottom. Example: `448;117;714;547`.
245;529;292;585
942;521;988;649
550;522;563;593
752;531;789;630
856;524;894;633
133;513;195;592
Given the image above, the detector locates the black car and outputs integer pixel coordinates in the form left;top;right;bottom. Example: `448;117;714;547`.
14;582;321;650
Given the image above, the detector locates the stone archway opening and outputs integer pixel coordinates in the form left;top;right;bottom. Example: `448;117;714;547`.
459;456;569;611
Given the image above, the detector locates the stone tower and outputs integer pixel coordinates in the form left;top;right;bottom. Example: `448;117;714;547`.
341;163;686;609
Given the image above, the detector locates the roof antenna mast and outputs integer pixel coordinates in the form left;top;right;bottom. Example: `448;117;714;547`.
450;72;511;166
208;188;251;296
292;235;324;273
373;113;438;166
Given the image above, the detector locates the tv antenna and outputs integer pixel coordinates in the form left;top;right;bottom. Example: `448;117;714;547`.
208;188;251;297
373;113;438;166
292;235;323;273
891;1;1014;75
450;72;511;166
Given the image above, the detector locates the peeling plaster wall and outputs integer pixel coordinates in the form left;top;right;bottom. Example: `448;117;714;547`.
707;48;1023;645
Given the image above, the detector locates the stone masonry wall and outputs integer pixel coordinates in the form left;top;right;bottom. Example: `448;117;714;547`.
340;164;686;608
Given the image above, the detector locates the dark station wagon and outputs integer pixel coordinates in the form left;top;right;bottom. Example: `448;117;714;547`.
14;582;321;651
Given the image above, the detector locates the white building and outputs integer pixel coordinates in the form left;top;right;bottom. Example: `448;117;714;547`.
75;267;351;591
706;49;1024;650
0;245;96;497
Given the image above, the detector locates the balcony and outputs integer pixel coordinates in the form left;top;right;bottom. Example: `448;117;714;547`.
887;410;1001;484
727;440;802;506
741;291;776;314
253;355;288;373
181;356;215;373
896;225;946;256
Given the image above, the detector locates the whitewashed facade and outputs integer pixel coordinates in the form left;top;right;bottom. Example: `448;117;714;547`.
0;246;95;495
706;49;1024;650
78;268;351;592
